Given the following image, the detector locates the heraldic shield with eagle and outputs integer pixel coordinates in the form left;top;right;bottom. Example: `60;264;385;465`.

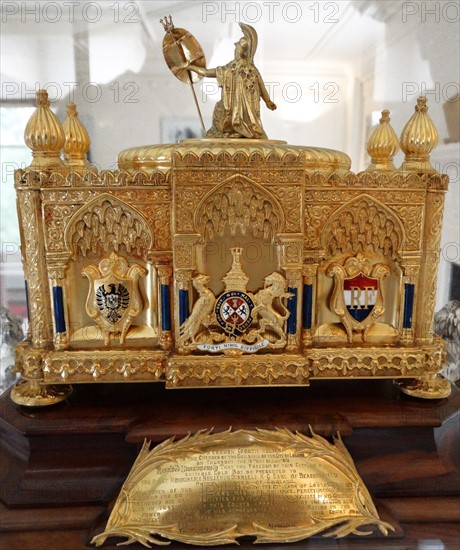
9;19;453;406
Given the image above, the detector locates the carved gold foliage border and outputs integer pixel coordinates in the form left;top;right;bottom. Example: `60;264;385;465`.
306;172;447;189
43;351;167;383
167;356;309;386
42;189;171;204
44;203;85;252
15;169;448;191
309;344;444;377
174;168;304;187
22;341;445;384
417;194;445;338
92;428;392;547
175;186;209;232
305;189;425;205
274;187;302;232
424;193;445;250
173;147;304;168
15;168;170;188
388;205;423;250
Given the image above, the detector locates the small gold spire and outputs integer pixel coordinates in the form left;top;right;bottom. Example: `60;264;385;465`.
63;102;91;169
399;96;439;172
366;109;399;172
24;89;65;169
222;248;249;292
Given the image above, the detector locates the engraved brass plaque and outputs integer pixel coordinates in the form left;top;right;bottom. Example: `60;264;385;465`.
92;429;393;546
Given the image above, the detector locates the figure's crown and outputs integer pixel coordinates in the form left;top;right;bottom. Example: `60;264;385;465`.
160;15;175;33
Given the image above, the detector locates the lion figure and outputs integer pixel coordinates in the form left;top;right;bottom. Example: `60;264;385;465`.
251;272;293;345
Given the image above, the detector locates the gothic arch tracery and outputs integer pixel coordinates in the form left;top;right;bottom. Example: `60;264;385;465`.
321;195;405;259
195;175;285;241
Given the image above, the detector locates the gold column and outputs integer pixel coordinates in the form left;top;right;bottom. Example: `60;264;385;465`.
399;256;420;344
12;188;74;405
48;254;71;351
279;238;303;352
301;264;318;347
284;269;302;352
398;97;445;343
11;91;73;406
156;262;173;350
16;189;53;354
174;270;193;345
416;182;447;343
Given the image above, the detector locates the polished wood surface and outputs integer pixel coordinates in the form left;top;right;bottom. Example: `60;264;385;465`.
1;380;459;548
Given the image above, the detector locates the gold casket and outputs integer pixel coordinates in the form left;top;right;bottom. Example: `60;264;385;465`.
11;88;450;405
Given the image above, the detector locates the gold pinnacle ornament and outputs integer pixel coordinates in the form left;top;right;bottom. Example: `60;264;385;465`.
24;89;65;169
400;96;439;172
366;109;400;171
63;102;91;169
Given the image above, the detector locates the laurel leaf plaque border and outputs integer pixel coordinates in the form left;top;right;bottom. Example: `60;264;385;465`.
91;428;393;547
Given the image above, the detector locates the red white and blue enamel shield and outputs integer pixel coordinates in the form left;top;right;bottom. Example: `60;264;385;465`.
343;273;378;322
215;291;254;336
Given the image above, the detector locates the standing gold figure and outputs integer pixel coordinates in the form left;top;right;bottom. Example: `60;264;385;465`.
187;23;277;138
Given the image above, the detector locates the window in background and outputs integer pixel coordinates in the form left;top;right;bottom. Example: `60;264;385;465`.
0;105;35;318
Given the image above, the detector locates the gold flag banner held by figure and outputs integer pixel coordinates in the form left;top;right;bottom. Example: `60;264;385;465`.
91;428;393;547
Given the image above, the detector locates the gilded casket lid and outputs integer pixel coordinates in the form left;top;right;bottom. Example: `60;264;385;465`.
118;139;351;176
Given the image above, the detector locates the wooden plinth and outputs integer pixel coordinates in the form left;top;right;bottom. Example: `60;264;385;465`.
1;380;459;549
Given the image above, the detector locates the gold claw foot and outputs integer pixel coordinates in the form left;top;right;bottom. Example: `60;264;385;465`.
10;379;73;407
395;375;452;399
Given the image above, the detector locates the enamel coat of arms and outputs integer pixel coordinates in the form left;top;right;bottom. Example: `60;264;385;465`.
82;252;147;345
327;254;390;344
177;248;293;354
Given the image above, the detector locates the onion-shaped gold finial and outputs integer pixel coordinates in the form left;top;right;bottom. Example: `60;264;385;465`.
366;109;399;172
399;96;439;172
63;102;91;168
24;89;65;168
